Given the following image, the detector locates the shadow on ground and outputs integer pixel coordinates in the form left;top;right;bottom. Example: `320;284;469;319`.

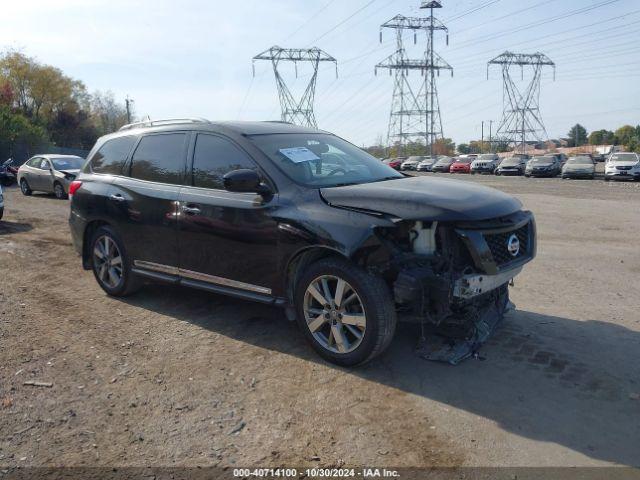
120;284;640;466
0;220;33;235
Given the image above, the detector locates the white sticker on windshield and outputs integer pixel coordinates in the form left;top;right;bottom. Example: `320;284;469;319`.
279;147;320;163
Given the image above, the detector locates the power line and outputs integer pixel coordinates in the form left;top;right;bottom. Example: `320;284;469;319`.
309;0;378;45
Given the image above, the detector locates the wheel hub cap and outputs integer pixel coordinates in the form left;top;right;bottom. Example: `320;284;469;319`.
303;275;366;354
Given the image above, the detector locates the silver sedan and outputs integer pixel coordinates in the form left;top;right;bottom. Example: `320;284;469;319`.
18;155;85;199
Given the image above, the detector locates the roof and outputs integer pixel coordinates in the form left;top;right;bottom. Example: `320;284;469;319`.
115;118;323;136
35;154;84;159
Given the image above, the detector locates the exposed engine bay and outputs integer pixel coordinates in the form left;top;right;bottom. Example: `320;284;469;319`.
369;211;536;364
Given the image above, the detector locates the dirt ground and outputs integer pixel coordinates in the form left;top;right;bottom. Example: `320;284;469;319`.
1;173;639;470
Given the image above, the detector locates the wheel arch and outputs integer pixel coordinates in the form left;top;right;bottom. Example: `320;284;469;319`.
82;220;112;269
284;246;348;304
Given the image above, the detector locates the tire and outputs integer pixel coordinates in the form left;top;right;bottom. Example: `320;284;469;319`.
53;182;67;200
0;207;3;220
294;257;397;367
20;179;32;196
90;226;142;297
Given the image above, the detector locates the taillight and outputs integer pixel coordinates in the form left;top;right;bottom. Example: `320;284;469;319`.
68;180;82;197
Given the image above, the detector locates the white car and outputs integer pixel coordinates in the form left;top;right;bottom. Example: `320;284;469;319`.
604;152;640;181
417;156;439;172
0;184;4;220
470;154;500;174
400;156;422;171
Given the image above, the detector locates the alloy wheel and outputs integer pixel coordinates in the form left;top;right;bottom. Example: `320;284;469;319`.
93;235;123;288
20;181;28;194
303;275;366;354
54;184;65;199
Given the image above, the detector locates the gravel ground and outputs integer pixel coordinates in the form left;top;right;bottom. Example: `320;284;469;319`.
0;173;639;469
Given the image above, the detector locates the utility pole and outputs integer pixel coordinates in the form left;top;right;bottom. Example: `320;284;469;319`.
487;52;555;154
489;120;494;152
481;121;485;153
125;95;134;123
376;1;452;156
253;46;337;128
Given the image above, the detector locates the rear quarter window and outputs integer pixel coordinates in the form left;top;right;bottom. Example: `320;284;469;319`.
129;133;188;185
90;136;137;175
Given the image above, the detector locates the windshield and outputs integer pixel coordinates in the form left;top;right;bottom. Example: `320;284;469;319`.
248;133;402;187
566;157;593;165
455;158;472;164
51;157;84;170
478;154;496;160
436;158;453;165
531;157;552;164
609;153;638;162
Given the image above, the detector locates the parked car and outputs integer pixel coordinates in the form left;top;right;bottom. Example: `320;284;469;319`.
561;156;595;179
431;156;455;173
417;156;441;172
592;153;606;163
69;118;536;366
401;156;422;171
0;159;18;186
525;156;561;177
384;158;403;170
604;152;640;181
450;157;473;174
495;156;527;176
0;184;4;220
544;153;568;166
470;154;500;174
18;155;85;199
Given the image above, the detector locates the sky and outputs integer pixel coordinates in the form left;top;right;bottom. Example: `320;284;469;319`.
1;0;639;147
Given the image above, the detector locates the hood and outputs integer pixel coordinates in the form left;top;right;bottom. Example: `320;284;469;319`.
320;176;522;221
564;163;594;170
608;161;639;167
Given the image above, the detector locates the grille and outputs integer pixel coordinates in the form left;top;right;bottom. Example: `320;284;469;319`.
616;166;632;171
484;223;530;268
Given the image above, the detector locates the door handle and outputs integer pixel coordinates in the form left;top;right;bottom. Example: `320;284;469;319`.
182;205;201;215
109;194;126;202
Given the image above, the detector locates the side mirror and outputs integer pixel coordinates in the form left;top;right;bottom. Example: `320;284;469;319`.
223;169;272;197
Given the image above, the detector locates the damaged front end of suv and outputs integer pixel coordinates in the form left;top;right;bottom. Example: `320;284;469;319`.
320;176;536;364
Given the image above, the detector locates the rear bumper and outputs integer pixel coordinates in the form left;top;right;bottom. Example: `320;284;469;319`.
69;210;86;256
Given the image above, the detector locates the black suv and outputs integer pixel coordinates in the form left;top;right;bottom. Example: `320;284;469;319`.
69;119;536;366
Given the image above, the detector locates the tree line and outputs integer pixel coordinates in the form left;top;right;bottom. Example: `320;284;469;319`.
0;50;132;161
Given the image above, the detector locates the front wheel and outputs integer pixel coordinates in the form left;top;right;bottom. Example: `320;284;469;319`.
53;182;67;200
294;258;397;366
90;226;141;297
20;179;32;196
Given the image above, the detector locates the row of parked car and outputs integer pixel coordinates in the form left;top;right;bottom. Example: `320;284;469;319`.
383;152;640;181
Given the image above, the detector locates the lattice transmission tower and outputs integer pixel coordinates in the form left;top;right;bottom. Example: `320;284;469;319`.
253;46;337;128
487;51;555;153
376;1;452;155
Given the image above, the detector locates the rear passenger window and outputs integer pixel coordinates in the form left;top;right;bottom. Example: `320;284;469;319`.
192;134;257;190
90;136;137;175
130;133;187;185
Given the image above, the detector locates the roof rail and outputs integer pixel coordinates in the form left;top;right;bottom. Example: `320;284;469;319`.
118;117;210;131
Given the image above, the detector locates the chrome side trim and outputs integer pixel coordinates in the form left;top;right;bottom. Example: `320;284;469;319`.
133;260;272;295
134;260;179;276
179;268;272;295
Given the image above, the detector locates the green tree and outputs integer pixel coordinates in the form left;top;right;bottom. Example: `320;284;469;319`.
615;125;636;147
0;105;49;160
457;143;470;154
567;124;588;147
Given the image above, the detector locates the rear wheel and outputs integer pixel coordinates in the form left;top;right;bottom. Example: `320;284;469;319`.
90;226;141;297
294;258;396;366
53;182;67;200
20;179;32;196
